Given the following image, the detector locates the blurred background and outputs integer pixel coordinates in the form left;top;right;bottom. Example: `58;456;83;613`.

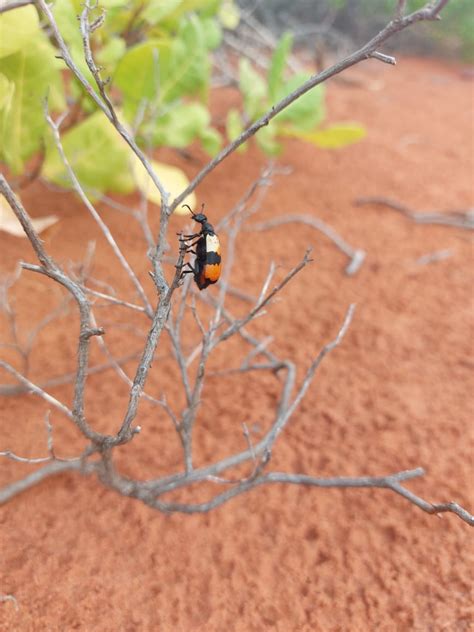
237;0;474;61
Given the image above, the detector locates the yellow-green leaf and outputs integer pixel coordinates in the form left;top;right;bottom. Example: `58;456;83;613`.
291;123;366;149
43;110;135;194
239;58;266;120
268;32;293;101
226;108;246;153
218;0;240;29
0;6;40;59
142;0;182;25
0;39;65;173
131;157;196;212
0;73;14;110
255;125;282;156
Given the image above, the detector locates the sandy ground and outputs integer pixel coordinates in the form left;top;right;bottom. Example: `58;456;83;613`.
1;57;473;631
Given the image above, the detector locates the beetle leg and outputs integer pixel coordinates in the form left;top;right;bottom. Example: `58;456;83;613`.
178;263;197;286
178;261;196;278
177;261;195;272
182;236;201;252
179;232;200;240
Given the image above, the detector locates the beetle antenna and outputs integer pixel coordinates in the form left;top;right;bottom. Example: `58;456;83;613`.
182;203;196;218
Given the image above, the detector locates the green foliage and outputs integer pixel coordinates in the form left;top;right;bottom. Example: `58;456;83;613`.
149;102;220;155
234;31;364;155
43;111;135;194
239;59;267;120
273;74;325;131
0;0;236;195
0;0;363;201
0;7;65;173
268;32;293;101
0;5;40;58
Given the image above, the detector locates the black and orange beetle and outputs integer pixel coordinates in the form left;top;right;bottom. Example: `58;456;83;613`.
179;204;222;290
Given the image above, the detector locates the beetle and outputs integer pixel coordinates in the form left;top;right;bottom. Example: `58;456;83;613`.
179;204;222;290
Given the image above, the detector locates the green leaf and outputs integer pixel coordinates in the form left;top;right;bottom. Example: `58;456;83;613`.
225;108;247;153
96;37;126;68
274;74;325;131
0;40;65;173
268;32;293;102
100;0;130;7
115;17;209;118
152;102;210;147
239;58;267;120
255;126;281;156
226;108;243;142
163;17;209;102
201;17;222;49
141;0;183;25
199;126;221;155
0;6;40;59
150;101;220;155
287;123;366;149
218;0;240;29
43;111;135;194
160;0;220;23
114;39;170;119
0;73;14;110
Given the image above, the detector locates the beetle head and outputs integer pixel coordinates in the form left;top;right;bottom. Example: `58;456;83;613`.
182;203;208;225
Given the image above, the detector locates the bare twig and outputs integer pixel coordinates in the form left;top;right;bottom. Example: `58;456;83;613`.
143;468;474;525
0;593;19;611
249;214;366;275
0;351;142;396
115;240;187;442
44;108;153;316
0;412;80;464
356;197;474;230
370;51;396;65
0;459;93;505
82;286;147;313
0;175;109;444
415;249;454;266
0;0;32;13
142;304;354;495
0;360;74;420
215;249;313;345
89;309;165;410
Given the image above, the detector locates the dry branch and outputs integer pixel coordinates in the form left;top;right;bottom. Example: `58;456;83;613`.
356;197;474;230
1;0;472;527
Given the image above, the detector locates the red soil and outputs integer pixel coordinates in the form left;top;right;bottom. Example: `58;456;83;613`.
1;57;473;631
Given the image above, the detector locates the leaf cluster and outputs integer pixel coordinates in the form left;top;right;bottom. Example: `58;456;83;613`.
0;1;234;195
0;1;364;203
227;32;365;155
